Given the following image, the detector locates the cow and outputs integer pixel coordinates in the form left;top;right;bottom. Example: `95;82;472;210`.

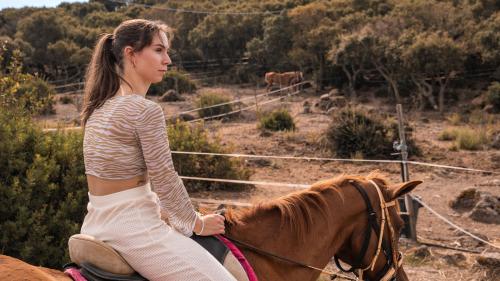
264;71;304;92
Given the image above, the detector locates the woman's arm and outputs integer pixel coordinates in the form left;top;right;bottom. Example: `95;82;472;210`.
135;102;198;237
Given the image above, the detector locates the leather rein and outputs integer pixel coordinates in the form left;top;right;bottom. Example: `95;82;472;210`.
222;179;402;281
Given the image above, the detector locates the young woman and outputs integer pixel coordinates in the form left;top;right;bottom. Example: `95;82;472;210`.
80;19;236;281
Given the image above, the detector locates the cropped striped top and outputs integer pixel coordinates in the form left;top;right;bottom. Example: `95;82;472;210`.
83;94;197;237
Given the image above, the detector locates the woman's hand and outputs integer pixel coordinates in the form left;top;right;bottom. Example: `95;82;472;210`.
194;214;225;236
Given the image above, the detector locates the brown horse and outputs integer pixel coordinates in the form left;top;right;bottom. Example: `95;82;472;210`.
224;172;421;281
2;172;420;281
264;71;304;92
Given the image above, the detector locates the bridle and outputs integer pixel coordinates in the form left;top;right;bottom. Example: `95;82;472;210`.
222;179;404;281
333;180;403;281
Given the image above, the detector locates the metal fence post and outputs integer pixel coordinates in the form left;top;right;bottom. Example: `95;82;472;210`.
395;104;418;241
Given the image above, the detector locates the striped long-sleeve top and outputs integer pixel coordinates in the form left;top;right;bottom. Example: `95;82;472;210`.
83;94;197;237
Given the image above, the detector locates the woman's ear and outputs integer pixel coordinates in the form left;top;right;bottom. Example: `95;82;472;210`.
123;46;135;66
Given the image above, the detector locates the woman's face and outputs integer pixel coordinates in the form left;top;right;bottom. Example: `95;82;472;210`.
134;31;172;84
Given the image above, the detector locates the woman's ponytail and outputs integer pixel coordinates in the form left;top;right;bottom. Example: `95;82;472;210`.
81;33;120;126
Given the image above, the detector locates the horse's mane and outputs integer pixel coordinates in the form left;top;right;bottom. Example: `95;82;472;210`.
225;172;390;242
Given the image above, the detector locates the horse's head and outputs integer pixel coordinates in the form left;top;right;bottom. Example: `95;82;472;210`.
333;176;422;281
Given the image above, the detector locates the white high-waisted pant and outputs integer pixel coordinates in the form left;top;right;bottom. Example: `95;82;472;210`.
80;182;237;281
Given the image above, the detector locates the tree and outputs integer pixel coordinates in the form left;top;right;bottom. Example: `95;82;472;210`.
15;10;66;73
473;11;500;66
328;28;371;99
403;32;465;112
288;2;338;89
246;12;294;71
357;17;408;104
189;14;262;63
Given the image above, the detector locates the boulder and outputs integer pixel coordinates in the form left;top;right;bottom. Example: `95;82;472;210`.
316;95;347;111
469;193;500;224
410;245;431;259
450;189;500;224
476;252;500;268
160;90;184;102
442;253;467;266
491;132;500;149
303;101;311;114
449;188;481;211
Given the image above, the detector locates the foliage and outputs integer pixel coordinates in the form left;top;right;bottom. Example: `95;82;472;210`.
1;48;55;115
148;70;197;95
0;51;87;268
167;121;253;192
195;92;233;118
455;127;489;150
258;109;296;132
326;108;420;159
486;81;500;112
439;128;459;141
0;0;497;106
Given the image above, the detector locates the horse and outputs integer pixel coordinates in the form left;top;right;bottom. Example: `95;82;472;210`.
264;71;304;92
223;172;421;281
1;172;421;281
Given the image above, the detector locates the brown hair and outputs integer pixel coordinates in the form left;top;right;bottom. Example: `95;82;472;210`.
81;19;171;126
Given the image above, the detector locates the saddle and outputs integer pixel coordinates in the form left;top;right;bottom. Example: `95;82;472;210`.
66;233;250;281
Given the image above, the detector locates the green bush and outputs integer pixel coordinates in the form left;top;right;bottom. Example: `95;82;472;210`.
455;127;489;150
196;92;233;119
0;110;87;268
438;128;459;141
1;49;55;115
326;108;420;159
148;70;197;96
486;82;500;112
168;121;253;192
259;109;296;132
60;95;73;104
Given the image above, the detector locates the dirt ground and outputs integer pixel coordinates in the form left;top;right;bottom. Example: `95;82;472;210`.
37;84;499;280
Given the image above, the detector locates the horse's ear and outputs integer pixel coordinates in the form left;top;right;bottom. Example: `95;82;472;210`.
387;180;422;201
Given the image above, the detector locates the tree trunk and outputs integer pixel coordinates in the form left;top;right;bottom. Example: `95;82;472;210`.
318;54;325;91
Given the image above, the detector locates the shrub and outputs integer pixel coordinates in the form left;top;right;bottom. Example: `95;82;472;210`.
326;108;420;159
259;109;296;132
446;113;462;125
439;128;458;141
455;127;488;150
1;49;55;115
0;110;87;269
196;92;233;119
167;121;253;192
148;70;196;96
486;81;500;112
326;108;392;158
60;95;73;104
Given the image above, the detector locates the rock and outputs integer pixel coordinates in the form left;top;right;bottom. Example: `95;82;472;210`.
491;132;500;149
471;94;486;107
484;104;497;114
469;193;500;224
328;88;342;96
259;130;273;137
476;252;500;268
316;95;347;111
449;188;481;211
159;90;184;102
410;245;431;259
442;253;467;266
303;101;311;114
246;158;272;167
169;113;195;123
491;153;500;169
